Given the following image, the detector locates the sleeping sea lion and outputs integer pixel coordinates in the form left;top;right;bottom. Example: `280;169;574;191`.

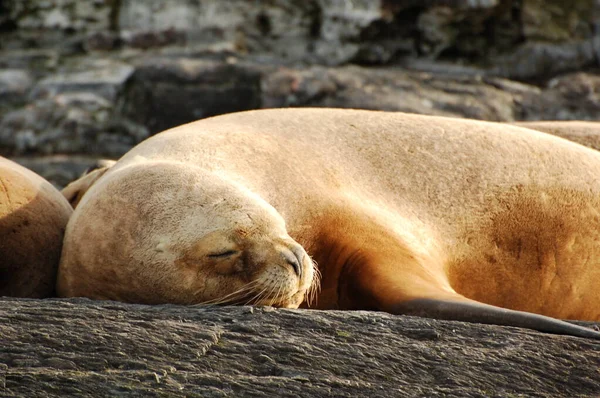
0;156;72;297
514;120;600;151
57;108;600;339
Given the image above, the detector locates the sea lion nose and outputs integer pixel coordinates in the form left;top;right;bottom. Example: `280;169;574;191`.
281;246;305;278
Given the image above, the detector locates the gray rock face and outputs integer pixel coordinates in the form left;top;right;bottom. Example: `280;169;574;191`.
0;90;148;157
123;58;262;134
0;58;147;158
517;72;600;120
3;58;600;159
0;69;32;112
6;0;113;32
490;39;600;81
262;65;522;121
2;298;599;397
2;57;600;187
30;60;134;102
10;155;105;189
3;0;599;67
521;0;596;42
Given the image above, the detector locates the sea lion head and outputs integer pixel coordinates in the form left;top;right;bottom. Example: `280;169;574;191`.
58;161;317;308
179;223;316;309
171;183;317;309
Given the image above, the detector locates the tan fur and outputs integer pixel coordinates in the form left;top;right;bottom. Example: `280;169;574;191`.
0;157;72;297
514;121;600;151
62;165;112;208
58;109;600;337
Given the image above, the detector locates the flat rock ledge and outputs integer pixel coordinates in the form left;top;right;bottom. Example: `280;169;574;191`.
1;298;599;397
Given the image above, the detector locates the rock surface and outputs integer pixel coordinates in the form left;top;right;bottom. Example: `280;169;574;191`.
3;61;600;176
3;0;599;70
1;298;599;397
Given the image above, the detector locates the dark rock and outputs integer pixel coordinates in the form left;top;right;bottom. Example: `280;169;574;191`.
0;49;59;76
29;60;135;102
120;28;185;50
414;3;500;59
6;0;112;32
4;59;600;159
122;58;262;134
0;58;146;157
312;0;386;65
0;0;599;160
0;91;148;157
1;298;599;397
10;155;107;189
83;31;121;52
0;0;114;56
490;39;600;81
262;65;600;124
2;0;600;70
516;72;600;120
262;65;521;121
521;0;596;42
0;69;33;111
2;56;600;159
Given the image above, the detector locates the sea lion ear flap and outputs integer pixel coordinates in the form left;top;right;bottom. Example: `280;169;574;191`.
62;160;116;209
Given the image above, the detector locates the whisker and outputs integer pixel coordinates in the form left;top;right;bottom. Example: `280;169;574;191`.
212;286;259;305
253;287;272;306
193;280;260;306
258;281;280;307
248;287;269;306
244;285;269;306
208;282;259;304
262;283;278;305
305;259;322;307
269;283;284;307
277;283;285;306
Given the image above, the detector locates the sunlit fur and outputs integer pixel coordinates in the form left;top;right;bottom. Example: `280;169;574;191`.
0;157;72;298
58;161;315;308
59;109;600;328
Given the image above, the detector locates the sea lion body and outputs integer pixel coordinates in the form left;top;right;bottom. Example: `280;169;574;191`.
514;120;600;151
0;156;72;297
58;109;600;337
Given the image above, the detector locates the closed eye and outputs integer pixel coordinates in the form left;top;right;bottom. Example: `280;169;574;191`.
207;250;239;258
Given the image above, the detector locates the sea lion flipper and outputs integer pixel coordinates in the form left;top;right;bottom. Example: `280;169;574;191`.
331;233;600;339
393;297;600;340
62;160;114;208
